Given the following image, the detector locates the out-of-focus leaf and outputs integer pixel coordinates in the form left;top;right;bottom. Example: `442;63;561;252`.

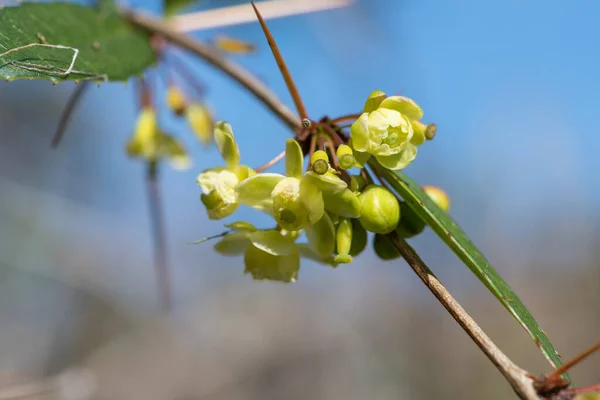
213;35;256;54
0;3;156;82
370;160;568;379
164;0;201;17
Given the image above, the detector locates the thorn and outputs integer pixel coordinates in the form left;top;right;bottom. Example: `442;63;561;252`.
251;1;308;121
547;339;600;380
51;81;90;148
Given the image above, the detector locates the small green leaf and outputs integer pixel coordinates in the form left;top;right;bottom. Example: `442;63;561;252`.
0;3;156;82
164;0;200;17
370;160;568;378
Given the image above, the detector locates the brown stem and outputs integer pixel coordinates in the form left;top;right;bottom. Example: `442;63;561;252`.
124;11;300;132
330;113;361;125
146;162;172;311
547;340;600;380
320;121;343;146
250;1;308;121
51;81;90;148
254;150;286;172
386;233;538;400
307;134;317;171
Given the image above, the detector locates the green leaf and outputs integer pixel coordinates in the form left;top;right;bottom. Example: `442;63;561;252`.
370;160;568;378
164;0;200;17
0;3;156;83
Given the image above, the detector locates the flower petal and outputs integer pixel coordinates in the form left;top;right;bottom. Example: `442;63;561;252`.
305;212;335;259
235;173;285;206
214;231;251;256
350;113;370;152
285;138;304;178
303;171;347;193
323;188;361;218
297;244;337;267
214;121;240;167
376;143;418;170
299;179;324;224
244;245;299;282
378;96;424;120
249;230;296;256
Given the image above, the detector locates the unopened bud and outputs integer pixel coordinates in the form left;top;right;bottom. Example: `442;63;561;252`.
358;185;400;234
423;185;450;212
396;202;426;238
310;150;329;175
334;218;353;264
336;144;355;170
425;123;437;140
373;234;400;260
166;85;187;116
349;219;367;256
363;90;386;113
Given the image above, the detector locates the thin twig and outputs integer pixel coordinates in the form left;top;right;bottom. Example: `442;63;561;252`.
329;113;361;125
547;340;600;380
255;150;286;172
386;233;539;400
51;82;90;148
146;162;172;311
124;11;300;132
251;1;308;121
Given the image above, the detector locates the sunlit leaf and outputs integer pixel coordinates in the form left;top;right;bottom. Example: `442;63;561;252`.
0;3;156;82
164;0;201;17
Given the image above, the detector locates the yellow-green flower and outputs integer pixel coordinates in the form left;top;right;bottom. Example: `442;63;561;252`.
126;107;191;170
196;121;254;219
350;92;425;170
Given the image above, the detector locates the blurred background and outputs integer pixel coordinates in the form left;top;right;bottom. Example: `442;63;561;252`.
0;0;599;398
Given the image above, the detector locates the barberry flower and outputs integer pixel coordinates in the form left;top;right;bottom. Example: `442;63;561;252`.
126;107;191;170
196;122;254;219
186;102;214;146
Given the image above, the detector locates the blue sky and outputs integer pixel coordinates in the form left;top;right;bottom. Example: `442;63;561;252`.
2;0;600;304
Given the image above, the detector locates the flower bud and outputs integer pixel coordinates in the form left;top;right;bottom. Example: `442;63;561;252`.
350;174;367;192
363;90;386;113
358;185;400;234
336;144;356;170
334;218;353;264
166;85;187;116
396;202;426;238
423;185;450;212
373;234;400;260
425;123;437;140
349;219;367;256
310;150;330;175
126;108;159;160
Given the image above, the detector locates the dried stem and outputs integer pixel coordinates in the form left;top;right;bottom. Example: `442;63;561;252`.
126;10;541;397
386;233;538;400
51;82;90;148
251;1;308;121
570;385;600;394
255;150;286;172
146;162;172;311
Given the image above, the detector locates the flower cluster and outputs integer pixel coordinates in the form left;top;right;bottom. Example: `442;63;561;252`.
126;85;214;168
195;91;448;282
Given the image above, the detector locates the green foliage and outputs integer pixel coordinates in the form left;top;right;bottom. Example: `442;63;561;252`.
0;2;156;82
371;160;568;377
164;0;201;17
